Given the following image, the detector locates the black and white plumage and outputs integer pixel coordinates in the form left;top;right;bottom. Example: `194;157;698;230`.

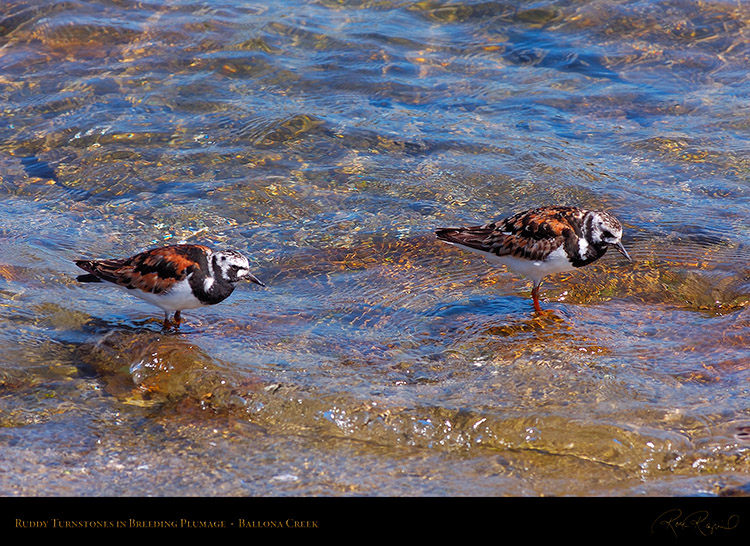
435;206;631;313
75;244;265;328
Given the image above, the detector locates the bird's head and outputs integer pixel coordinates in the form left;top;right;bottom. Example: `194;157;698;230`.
214;250;265;286
587;211;631;261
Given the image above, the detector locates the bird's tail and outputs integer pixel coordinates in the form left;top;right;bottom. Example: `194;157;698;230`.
76;273;102;283
435;226;496;252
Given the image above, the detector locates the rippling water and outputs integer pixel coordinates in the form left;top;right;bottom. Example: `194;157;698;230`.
2;0;750;497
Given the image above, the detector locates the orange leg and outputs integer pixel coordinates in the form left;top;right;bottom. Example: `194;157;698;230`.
531;283;543;314
162;311;182;330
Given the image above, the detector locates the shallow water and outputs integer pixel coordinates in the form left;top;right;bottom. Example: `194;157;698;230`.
2;0;750;497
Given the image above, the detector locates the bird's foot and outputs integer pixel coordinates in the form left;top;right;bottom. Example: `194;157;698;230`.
531;307;568;327
161;314;182;331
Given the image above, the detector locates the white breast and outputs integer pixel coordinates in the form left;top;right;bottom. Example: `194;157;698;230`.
459;244;575;286
111;276;203;312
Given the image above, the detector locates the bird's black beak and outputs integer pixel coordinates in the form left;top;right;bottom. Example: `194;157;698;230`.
613;241;631;262
247;273;266;287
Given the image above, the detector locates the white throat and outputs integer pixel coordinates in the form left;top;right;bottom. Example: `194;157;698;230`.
203;256;216;292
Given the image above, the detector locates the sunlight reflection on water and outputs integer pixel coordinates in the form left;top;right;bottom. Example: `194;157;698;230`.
1;0;750;496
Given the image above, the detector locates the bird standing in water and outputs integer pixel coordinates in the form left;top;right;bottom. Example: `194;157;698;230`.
75;244;265;328
435;206;631;313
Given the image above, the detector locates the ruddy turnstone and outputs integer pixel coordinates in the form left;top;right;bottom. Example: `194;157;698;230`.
435;206;631;313
75;244;265;328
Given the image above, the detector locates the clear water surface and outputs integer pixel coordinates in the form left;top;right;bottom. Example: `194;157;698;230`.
1;0;750;496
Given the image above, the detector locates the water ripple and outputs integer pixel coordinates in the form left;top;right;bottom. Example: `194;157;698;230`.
2;0;750;497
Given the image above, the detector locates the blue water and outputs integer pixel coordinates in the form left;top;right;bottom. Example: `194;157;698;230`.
1;0;750;497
